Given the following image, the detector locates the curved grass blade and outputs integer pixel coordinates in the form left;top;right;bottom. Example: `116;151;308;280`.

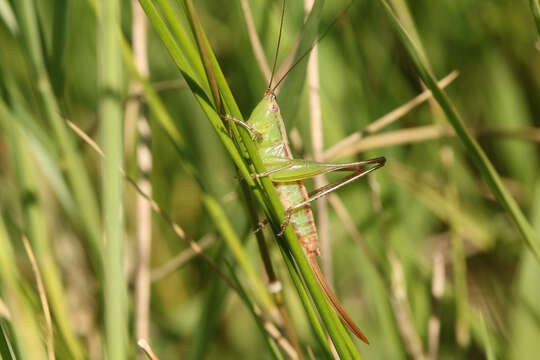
0;320;17;360
0;216;48;360
377;0;540;260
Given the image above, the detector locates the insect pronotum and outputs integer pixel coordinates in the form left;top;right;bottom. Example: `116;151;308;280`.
225;1;386;344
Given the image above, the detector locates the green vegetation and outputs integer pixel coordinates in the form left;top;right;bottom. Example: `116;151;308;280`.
0;0;538;359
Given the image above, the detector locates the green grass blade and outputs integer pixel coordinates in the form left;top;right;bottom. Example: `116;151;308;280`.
155;0;210;93
202;195;274;311
278;245;334;359
175;0;242;117
508;180;540;359
451;229;469;346
0;216;47;360
0;320;17;360
137;0;252;183
485;54;537;186
98;0;126;357
0;0;18;34
479;314;495;360
530;0;540;37
468;307;501;359
388;0;428;67
136;0;207;97
377;0;540;260
50;0;69;95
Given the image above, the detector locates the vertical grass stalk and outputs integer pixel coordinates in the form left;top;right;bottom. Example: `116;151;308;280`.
530;0;540;37
129;0;153;351
98;0;126;357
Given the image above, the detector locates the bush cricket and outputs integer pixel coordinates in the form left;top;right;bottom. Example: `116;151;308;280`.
225;1;386;344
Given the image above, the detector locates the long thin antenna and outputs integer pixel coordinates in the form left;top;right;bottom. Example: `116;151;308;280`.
268;0;286;91
271;0;355;93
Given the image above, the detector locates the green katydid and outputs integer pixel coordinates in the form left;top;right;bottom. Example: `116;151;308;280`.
225;1;386;344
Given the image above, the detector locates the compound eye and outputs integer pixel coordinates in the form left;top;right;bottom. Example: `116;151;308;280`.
269;102;279;113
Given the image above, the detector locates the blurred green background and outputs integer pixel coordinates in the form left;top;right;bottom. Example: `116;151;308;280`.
0;0;539;359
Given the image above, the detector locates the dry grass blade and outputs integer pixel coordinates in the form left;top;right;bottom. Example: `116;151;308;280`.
127;0;152;352
427;249;444;360
366;71;458;134
151;79;187;92
389;253;426;360
256;307;299;360
0;297;10;320
324;71;458;160
67;120;104;157
21;235;55;360
325;124;540;161
150;234;217;282
137;339;160;360
325;125;453;160
478;127;540;142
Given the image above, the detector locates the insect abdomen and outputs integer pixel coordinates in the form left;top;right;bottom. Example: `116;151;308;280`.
249;95;320;255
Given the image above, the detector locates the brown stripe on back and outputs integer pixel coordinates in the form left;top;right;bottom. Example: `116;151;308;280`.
269;99;320;255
